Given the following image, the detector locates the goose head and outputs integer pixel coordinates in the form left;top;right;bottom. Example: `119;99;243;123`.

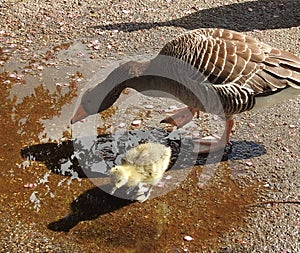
70;84;122;124
70;61;151;124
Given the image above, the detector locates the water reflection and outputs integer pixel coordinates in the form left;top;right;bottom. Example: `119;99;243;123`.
20;127;266;231
0;68;77;170
46;167;260;240
21;128;266;179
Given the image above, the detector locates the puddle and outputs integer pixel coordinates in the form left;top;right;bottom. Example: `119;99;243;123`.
1;38;266;252
45;165;260;252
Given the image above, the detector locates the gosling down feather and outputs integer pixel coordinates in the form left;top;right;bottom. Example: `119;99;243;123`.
109;142;172;201
71;28;300;153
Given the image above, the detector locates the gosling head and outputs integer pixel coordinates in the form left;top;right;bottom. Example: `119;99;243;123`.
110;166;129;189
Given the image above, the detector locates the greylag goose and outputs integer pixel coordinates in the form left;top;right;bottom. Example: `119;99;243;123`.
110;142;171;201
71;28;300;153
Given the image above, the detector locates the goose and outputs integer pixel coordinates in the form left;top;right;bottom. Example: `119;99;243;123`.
71;28;300;153
109;142;172;201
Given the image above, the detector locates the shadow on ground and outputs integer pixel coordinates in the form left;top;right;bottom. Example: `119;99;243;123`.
90;0;300;32
20;128;266;178
20;128;266;232
47;185;135;232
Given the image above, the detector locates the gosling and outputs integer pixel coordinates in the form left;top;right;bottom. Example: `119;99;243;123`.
110;142;172;201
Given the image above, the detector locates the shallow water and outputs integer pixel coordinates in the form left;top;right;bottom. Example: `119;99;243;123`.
0;40;266;252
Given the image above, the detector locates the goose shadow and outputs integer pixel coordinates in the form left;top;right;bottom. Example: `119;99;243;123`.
90;0;300;32
21;128;266;232
20;128;266;179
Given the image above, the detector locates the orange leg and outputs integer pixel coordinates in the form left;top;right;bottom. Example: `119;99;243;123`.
160;107;200;128
193;118;234;153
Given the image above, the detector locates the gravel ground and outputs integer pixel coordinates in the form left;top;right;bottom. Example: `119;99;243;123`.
0;0;299;252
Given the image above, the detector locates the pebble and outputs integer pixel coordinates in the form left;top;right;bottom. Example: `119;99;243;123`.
118;122;126;128
24;183;37;188
245;161;253;166
8;73;17;78
145;105;154;109
168;105;178;110
77;52;85;57
131;119;141;126
164;109;175;113
282;146;290;152
156;182;165;188
184;235;193;241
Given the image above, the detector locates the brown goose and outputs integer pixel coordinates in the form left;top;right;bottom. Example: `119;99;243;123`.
71;28;300;153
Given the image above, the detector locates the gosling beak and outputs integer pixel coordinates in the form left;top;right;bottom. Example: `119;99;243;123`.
110;186;117;195
70;104;89;124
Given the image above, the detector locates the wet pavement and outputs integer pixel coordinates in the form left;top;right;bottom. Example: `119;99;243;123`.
0;0;300;252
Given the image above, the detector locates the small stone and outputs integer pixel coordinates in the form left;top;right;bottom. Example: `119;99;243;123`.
118;122;126;128
282;146;290;152
168;105;178;110
145;105;154;109
8;73;17;78
24;183;37;188
164;109;174;113
245;161;253;166
184;235;193;241
156;182;165;188
131;120;141;126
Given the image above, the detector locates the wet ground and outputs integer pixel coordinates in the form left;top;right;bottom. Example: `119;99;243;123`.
0;0;300;252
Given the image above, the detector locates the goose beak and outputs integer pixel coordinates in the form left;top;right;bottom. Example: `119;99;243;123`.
70;104;89;124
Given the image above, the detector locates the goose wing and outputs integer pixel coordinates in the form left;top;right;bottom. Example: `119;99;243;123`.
160;28;300;95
